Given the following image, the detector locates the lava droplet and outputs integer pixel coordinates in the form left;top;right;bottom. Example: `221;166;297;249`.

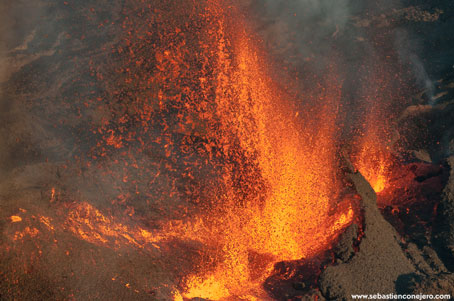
10;216;22;223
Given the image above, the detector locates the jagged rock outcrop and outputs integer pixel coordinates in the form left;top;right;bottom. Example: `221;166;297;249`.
432;156;454;271
319;169;416;300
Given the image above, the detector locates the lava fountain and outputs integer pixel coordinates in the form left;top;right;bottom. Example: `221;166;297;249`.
3;0;451;300
156;1;355;299
2;0;356;300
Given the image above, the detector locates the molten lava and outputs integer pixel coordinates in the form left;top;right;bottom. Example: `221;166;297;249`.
160;2;354;299
95;0;355;298
2;1;357;299
10;216;22;223
78;0;354;298
355;134;393;194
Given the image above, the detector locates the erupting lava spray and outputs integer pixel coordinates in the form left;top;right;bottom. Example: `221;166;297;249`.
350;60;401;198
3;0;446;299
160;1;355;299
2;1;359;299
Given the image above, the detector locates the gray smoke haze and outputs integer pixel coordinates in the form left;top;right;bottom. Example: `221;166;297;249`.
260;0;351;60
245;0;442;141
395;28;435;104
242;0;357;81
0;1;47;83
249;0;435;84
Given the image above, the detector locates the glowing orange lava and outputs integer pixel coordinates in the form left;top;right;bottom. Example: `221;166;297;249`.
4;1;356;299
1;1;419;299
353;97;395;196
350;51;400;197
63;0;356;298
10;216;22;223
162;1;355;299
355;136;392;194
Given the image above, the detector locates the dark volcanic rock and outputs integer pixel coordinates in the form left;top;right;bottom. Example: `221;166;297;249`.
295;290;325;301
332;223;358;262
432;156;454;271
398;272;454;296
404;243;448;275
319;170;415;300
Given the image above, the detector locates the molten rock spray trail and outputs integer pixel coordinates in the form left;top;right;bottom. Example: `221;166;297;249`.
145;2;354;299
89;0;354;298
0;0;359;300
